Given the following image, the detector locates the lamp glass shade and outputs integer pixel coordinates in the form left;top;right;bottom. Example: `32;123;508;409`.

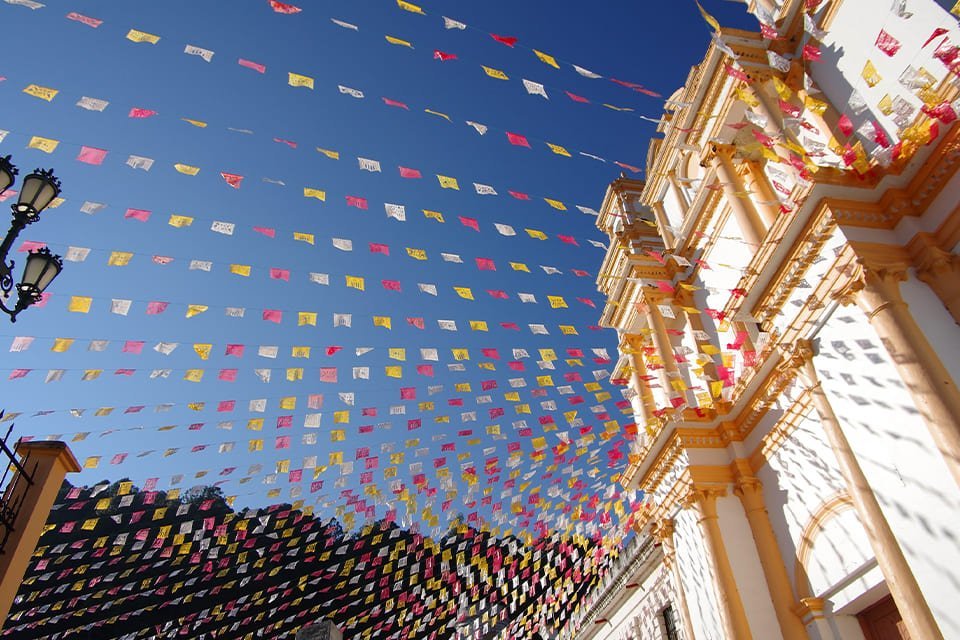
21;250;62;293
0;162;13;194
17;172;59;215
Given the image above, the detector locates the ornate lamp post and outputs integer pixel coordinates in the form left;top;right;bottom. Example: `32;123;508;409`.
0;155;63;322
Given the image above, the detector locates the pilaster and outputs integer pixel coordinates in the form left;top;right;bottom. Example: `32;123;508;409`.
652;518;697;640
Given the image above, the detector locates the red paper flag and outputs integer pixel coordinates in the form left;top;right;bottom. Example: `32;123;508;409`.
382;97;409;110
399;166;422;178
508;190;530;200
566;91;590;103
577;297;596;308
501;322;520;330
475;257;496;271
459;216;480;231
262;309;282;323
326;346;343;356
482;348;500;359
801;44;821;61
369;243;390;255
558;235;579;246
273;137;297;149
253;226;276;237
490;34;517;47
400;387;416;399
381;279;402;292
838;113;853;137
506;132;531;148
572;269;590;277
724;64;749;82
221;172;244;189
487;290;508;299
407;317;425;329
219;369;238;382
269;0;301;14
433;50;457;61
875;30;901;57
416;365;434;376
923;28;949;49
225;344;245;357
614;161;641;173
269;267;290;281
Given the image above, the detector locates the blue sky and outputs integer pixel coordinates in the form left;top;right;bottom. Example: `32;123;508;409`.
0;0;755;536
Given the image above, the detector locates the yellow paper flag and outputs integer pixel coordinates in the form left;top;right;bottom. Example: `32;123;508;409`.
27;136;59;154
181;118;207;128
397;0;425;14
510;262;530;272
298;311;317;326
23;85;59;102
126;29;160;44
68;296;92;313
544;198;567;211
230;264;251;277
373;316;392;329
346;275;365;291
385;35;413;48
406;248;427;260
454;287;474;300
316;147;340;160
304;187;326;201
533;50;560;69
525;229;547;240
107;251;133;267
174;163;200;176
194;344;212;360
185;304;208;318
184;369;204;382
51;338;74;353
293;231;315;244
168;214;194;227
695;0;721;32
482;66;509;80
546;143;571;157
288;72;315;89
437;175;460;190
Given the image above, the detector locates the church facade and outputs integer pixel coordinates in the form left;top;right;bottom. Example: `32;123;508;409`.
573;0;960;638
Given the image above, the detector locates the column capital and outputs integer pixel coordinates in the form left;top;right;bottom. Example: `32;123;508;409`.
911;236;960;283
650;517;676;542
682;485;727;519
833;260;909;318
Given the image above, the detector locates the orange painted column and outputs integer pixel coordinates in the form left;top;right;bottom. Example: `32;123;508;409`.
683;486;753;640
0;441;81;629
711;149;768;250
731;461;809;640
838;263;960;488
652;518;698;640
785;342;944;640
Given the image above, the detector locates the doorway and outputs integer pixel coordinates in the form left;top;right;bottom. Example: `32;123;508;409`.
858;596;909;640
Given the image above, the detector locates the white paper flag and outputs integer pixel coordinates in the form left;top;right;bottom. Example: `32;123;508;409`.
76;96;109;111
308;272;329;285
494;223;516;236
184;45;214;62
385;203;406;220
211;221;235;235
474;183;497;195
443;16;466;29
573;65;601;79
465;121;488;135
358;157;381;172
126;155;154;171
338;85;364;99
331;18;359;30
332;238;353;251
418;283;438;296
65;247;90;262
522;79;549;99
111;299;132;316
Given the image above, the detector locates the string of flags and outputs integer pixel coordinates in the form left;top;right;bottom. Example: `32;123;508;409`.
3;2;648;175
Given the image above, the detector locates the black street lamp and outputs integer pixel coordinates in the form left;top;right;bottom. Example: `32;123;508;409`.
0;155;63;322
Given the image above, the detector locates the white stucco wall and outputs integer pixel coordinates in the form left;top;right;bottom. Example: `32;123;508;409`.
673;507;723;640
814;307;960;638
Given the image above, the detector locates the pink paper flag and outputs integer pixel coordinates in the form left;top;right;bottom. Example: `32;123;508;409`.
253;226;276;238
381;280;401;292
262;309;282;323
122;340;144;354
238;58;266;73
225;344;245;357
398;166;422;179
128;107;157;118
400;387;416;399
77;146;107;165
459;216;479;231
369;243;390;255
18;241;46;253
269;268;290;281
66;12;103;28
506;132;531;148
875;30;901;57
320;367;338;383
383;97;409;110
476;258;496;271
9;369;30;380
124;208;151;222
218;369;238;382
508;190;530;200
217;400;236;412
146;301;169;315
